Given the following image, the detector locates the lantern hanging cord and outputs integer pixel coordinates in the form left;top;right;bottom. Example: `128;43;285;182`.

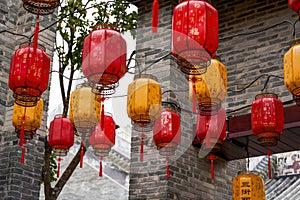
50;70;86;80
139;52;171;74
0;100;14;107
261;74;284;92
220;20;294;41
246;137;250;172
228;74;284;93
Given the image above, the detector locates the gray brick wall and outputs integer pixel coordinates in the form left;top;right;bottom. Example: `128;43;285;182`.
215;0;295;115
0;0;56;199
129;0;245;199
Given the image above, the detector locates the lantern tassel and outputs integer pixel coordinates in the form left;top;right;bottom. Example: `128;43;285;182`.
99;157;103;177
101;103;105;130
56;157;62;178
208;154;216;180
192;85;197;113
19;109;26;147
140;133;145;162
80;143;84;168
152;0;159;33
20;146;25;164
19;122;25;147
166;156;170;179
33;21;39;50
267;150;271;179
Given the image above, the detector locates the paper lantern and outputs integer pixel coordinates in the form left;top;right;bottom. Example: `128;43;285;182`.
196;107;226;152
9;42;50;107
252;93;284;179
188;58;227;115
48;115;74;157
82;28;127;95
69;85;101;135
196;107;226;180
89;114;116;176
232;172;266;200
153;100;181;178
172;0;218;75
251;93;284;147
127;74;162;131
22;0;60;15
12;98;44;141
284;42;300;106
288;0;300;15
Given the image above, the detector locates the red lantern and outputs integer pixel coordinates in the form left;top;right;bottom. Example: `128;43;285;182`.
196;107;226;180
153;101;181;178
252;93;284;179
288;0;300;15
89;114;116;177
48;115;74;177
172;0;218;75
196;107;226;151
48;115;75;156
9;42;50;107
252;93;284;146
82;28;127;95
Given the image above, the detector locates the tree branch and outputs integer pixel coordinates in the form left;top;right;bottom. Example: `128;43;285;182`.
44;139;53;200
51;145;86;199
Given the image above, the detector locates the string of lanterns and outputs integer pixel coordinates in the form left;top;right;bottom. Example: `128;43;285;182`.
6;1;300;193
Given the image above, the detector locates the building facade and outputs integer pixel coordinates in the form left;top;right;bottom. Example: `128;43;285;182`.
0;0;56;199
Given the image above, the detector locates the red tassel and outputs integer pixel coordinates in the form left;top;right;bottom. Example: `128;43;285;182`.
99;157;103;177
192;85;197;113
33;21;39;50
20;146;25;164
56;157;62;178
101;103;105;130
267;150;271;179
152;0;159;33
166;156;170;179
208;154;216;180
80;144;84;168
140;134;145;162
19;122;25;147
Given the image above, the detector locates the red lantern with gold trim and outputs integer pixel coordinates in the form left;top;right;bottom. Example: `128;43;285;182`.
172;0;218;75
89;113;116;177
288;0;300;15
48;115;74;177
82;28;127;95
9;42;50;107
48;115;74;157
196;107;226;180
153;99;181;178
251;93;284;179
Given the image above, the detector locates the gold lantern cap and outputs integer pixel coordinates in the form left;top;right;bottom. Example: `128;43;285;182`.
255;92;278;100
134;74;158;81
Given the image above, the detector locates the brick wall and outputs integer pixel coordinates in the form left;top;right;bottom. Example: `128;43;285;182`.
0;0;56;199
215;0;296;115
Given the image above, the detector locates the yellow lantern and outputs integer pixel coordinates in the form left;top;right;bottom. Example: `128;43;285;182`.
127;74;162;131
232;172;266;200
12;98;43;140
188;58;227;115
284;42;300;105
69;84;101;135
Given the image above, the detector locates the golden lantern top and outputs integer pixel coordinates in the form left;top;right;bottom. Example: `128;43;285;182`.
69;85;101;134
284;42;300;105
127;74;162;131
188;58;227;115
232;172;266;200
